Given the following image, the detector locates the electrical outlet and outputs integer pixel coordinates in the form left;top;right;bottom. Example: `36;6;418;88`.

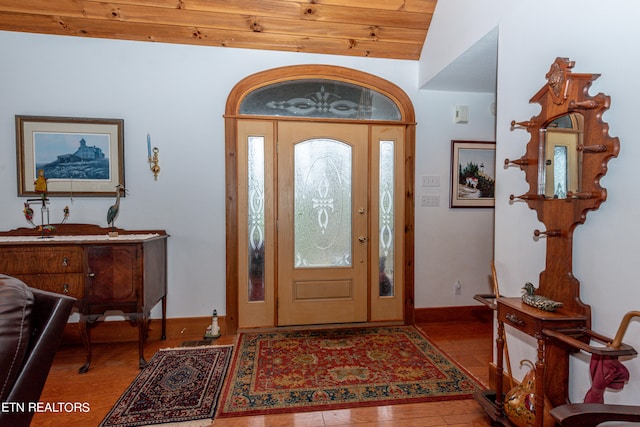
454;280;462;295
421;195;440;206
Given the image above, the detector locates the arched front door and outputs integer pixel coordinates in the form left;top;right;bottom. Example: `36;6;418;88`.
225;65;416;332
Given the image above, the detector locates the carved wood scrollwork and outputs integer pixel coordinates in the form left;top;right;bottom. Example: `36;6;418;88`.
509;57;620;319
546;58;573;104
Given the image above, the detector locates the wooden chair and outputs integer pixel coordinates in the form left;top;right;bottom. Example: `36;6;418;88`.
547;311;640;426
550;403;640;426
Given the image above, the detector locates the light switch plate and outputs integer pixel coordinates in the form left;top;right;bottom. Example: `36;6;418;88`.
421;175;440;187
421;195;440;206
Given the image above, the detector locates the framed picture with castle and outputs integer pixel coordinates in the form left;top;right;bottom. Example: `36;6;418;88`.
16;115;124;197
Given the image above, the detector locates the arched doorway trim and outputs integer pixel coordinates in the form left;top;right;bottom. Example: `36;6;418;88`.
225;65;415;122
224;65;415;333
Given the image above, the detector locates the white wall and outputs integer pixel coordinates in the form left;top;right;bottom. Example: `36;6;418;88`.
418;0;512;88
414;90;496;307
0;30;493;324
423;0;640;408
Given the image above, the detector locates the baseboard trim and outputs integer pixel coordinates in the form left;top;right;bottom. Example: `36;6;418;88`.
61;316;224;345
60;307;492;346
415;305;493;323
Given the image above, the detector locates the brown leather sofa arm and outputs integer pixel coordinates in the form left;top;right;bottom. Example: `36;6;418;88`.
0;286;75;427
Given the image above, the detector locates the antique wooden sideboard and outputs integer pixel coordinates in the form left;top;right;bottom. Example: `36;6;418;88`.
0;223;168;373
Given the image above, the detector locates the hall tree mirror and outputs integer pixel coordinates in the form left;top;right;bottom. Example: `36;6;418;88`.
476;58;632;427
505;57;620;310
541;112;583;199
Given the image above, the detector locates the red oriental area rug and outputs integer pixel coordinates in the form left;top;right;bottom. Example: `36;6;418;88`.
100;345;232;427
217;325;484;417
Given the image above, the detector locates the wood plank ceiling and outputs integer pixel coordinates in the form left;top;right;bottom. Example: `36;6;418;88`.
0;0;436;60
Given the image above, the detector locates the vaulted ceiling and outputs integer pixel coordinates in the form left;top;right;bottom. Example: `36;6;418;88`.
0;0;437;60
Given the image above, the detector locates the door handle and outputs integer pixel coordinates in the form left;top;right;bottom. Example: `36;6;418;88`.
358;235;368;243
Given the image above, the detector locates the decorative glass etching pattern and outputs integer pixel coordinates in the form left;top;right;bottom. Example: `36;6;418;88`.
248;136;265;301
553;145;568;199
379;140;395;296
294;139;352;268
240;79;401;121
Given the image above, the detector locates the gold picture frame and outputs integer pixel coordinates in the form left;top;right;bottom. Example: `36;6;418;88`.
16;115;124;197
450;140;496;208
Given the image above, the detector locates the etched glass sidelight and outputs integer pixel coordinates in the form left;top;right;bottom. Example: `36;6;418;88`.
379;140;395;296
247;136;265;301
294;139;352;268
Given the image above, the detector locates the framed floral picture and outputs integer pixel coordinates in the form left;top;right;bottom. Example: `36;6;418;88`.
16;115;124;197
450;140;496;208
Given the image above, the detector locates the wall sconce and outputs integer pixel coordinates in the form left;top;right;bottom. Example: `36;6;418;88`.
147;133;160;180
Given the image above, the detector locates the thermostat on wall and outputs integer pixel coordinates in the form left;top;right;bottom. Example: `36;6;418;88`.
455;105;469;124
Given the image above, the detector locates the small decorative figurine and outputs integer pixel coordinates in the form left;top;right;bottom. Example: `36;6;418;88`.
211;309;221;337
521;282;563;312
205;309;221;339
106;185;126;236
40;225;56;235
34;169;48;193
62;206;70;224
23;202;35;227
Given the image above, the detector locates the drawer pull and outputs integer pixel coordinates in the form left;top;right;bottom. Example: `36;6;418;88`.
63;284;69;294
87;273;95;277
62;257;69;267
506;313;525;326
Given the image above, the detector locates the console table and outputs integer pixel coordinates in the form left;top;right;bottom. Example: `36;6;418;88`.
0;223;168;373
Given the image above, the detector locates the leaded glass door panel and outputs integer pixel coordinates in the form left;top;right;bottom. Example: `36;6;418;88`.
277;122;368;325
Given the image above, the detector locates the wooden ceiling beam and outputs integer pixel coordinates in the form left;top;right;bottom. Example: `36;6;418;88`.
0;0;433;59
0;10;425;48
309;0;437;14
100;0;436;17
0;0;431;30
80;3;427;44
298;4;430;30
0;11;422;59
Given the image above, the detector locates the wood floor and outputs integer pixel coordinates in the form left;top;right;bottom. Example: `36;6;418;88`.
32;320;494;426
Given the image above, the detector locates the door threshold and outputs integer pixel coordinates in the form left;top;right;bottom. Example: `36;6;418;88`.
238;320;405;334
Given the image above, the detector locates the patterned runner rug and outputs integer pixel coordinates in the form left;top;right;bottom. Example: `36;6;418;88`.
100;345;232;427
217;325;484;417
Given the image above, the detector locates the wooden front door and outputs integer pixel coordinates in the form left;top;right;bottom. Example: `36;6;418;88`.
226;65;417;333
277;122;369;325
